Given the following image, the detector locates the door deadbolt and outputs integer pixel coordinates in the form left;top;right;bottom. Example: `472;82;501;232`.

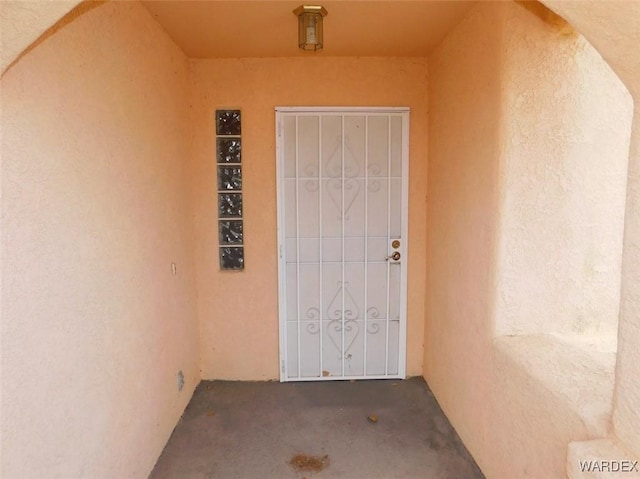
391;240;401;249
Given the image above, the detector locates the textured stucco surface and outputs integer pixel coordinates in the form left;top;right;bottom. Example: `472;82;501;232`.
542;0;640;468
613;108;640;460
0;0;79;74
190;57;428;380
425;2;503;474
490;336;606;477
426;2;634;478
1;2;200;477
542;1;640;101
495;5;632;339
497;335;616;438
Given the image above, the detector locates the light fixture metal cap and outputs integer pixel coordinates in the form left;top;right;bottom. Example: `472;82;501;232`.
293;5;328;17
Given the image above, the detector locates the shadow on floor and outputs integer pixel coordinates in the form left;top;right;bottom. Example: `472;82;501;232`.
149;377;485;479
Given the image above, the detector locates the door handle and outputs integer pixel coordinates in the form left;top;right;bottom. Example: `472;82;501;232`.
386;251;401;261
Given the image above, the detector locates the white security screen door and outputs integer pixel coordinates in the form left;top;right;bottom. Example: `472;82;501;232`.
276;107;409;381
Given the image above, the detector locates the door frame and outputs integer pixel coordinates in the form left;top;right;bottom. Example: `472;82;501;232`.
275;106;410;382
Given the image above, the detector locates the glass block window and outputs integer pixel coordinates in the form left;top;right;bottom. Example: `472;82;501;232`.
216;109;244;270
217;138;242;163
218;193;243;217
220;246;244;270
217;166;242;190
218;220;243;245
216;110;241;136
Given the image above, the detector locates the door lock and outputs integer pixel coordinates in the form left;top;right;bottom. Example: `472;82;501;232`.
389;251;401;261
391;240;401;249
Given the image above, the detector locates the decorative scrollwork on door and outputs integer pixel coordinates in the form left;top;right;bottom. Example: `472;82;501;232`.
366;307;381;334
324;134;364;221
366;306;381;319
327;178;361;220
326;281;360;359
366;323;380;334
304;180;319;192
325;135;360;179
327;320;359;360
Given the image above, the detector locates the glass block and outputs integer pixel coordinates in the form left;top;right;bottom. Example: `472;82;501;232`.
219;220;244;245
220;246;244;270
218;193;243;218
216;110;241;136
217;166;242;191
217;138;242;163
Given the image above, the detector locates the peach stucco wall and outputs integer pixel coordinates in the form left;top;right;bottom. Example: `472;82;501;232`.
426;2;635;478
1;2;199;478
494;4;632;340
190;57;428;380
543;0;640;466
615;104;640;462
425;2;503;471
0;0;78;73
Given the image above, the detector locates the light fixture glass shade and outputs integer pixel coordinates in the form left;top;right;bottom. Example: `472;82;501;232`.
293;5;328;51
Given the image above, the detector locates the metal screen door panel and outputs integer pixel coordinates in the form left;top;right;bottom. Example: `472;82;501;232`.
276;107;409;381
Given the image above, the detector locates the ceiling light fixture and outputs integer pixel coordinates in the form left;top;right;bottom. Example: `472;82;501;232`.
293;5;328;51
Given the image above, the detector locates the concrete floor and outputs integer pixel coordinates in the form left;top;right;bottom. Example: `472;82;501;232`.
149;377;485;479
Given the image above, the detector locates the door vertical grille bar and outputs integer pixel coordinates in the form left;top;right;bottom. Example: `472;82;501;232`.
318;116;324;377
278;115;288;380
363;115;369;376
400;112;410;378
385;115;392;376
295;116;301;378
341;115;346;378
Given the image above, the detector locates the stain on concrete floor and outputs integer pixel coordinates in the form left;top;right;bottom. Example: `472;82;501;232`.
289;453;330;473
149;377;485;479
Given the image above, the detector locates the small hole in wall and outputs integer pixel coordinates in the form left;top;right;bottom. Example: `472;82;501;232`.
177;371;184;391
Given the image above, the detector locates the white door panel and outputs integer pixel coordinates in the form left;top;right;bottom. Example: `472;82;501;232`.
276;108;409;381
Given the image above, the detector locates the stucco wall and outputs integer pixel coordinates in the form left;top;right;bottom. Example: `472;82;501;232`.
495;4;632;339
0;2;199;478
541;0;640;468
614;108;640;460
0;0;78;73
426;2;634;477
539;1;640;465
190;57;428;380
424;1;503;472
